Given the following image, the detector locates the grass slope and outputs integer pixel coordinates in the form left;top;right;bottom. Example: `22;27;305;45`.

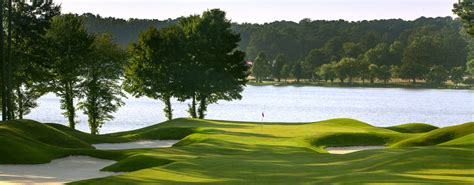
391;122;474;147
1;118;473;183
385;123;439;133
74;118;473;184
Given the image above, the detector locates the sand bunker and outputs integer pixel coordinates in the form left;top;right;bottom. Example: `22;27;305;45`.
325;146;385;154
0;156;121;185
93;140;179;150
0;140;179;184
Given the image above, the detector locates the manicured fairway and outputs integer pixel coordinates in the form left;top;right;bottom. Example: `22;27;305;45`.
0;119;473;184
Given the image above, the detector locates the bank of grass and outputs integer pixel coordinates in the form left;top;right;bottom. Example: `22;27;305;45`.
391;122;474;147
385;123;439;133
0;118;473;184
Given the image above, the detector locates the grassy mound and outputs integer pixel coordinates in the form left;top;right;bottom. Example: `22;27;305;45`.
438;133;474;146
391;122;474;147
46;123;129;144
385;123;438;133
71;118;474;184
0;120;91;149
2;118;473;183
101;154;173;172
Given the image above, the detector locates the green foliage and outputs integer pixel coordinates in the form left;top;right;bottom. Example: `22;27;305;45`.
467;59;474;76
453;0;474;36
377;65;391;84
368;64;379;84
78;33;127;134
280;64;290;81
252;52;271;83
291;62;303;82
272;53;286;82
450;66;465;85
335;57;359;83
425;65;449;86
173;10;249;119
7;1;59;119
124;25;186;120
399;36;436;83
44;14;95;129
319;63;337;82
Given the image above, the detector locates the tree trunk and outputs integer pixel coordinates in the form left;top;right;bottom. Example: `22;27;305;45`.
64;82;76;129
90;116;97;135
163;95;172;120
412;78;416;84
0;0;6;121
6;0;13;120
16;86;23;119
198;96;207;119
277;78;281;82
188;94;197;118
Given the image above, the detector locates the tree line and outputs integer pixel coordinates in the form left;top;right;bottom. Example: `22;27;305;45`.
0;2;248;134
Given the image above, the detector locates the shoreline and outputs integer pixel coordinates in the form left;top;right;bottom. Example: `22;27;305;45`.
247;81;474;90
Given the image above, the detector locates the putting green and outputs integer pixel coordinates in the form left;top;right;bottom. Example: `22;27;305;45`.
0;119;473;184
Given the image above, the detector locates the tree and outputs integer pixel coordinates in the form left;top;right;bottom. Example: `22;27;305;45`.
125;26;185;121
400;36;435;83
377;65;391;84
10;1;60;119
1;0;5;121
390;65;400;79
272;54;286;82
281;64;290;82
179;9;248;119
467;59;474;76
342;42;364;58
291;62;303;82
302;48;327;78
319;63;336;83
453;0;474;36
336;57;358;84
450;66;464;85
78;34;127;134
44;14;94;129
252;52;271;83
368;64;379;84
363;43;390;66
425;65;449;86
357;60;369;84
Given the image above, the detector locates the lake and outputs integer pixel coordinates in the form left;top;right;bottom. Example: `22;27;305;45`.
25;86;474;134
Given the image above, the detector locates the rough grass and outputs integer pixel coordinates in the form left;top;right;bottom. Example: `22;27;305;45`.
385;123;439;133
391;122;474;147
1;118;473;184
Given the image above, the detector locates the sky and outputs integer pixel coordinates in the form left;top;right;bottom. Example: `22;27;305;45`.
56;0;458;24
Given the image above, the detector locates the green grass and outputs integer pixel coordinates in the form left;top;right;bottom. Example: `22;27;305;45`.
0;118;473;184
385;123;439;133
391;122;474;147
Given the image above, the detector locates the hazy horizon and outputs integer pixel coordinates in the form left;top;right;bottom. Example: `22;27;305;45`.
56;0;458;24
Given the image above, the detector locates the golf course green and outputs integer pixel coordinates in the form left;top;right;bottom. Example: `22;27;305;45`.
0;118;473;184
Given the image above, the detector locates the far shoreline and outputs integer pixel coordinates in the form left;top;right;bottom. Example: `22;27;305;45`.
247;80;474;90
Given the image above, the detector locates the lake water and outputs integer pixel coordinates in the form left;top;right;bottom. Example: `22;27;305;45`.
25;86;473;134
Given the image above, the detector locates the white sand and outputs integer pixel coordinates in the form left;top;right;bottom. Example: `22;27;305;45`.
0;156;121;185
0;140;179;184
93;140;179;150
325;146;385;154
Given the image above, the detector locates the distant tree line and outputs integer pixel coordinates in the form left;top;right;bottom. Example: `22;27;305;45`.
79;12;473;87
0;2;248;134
